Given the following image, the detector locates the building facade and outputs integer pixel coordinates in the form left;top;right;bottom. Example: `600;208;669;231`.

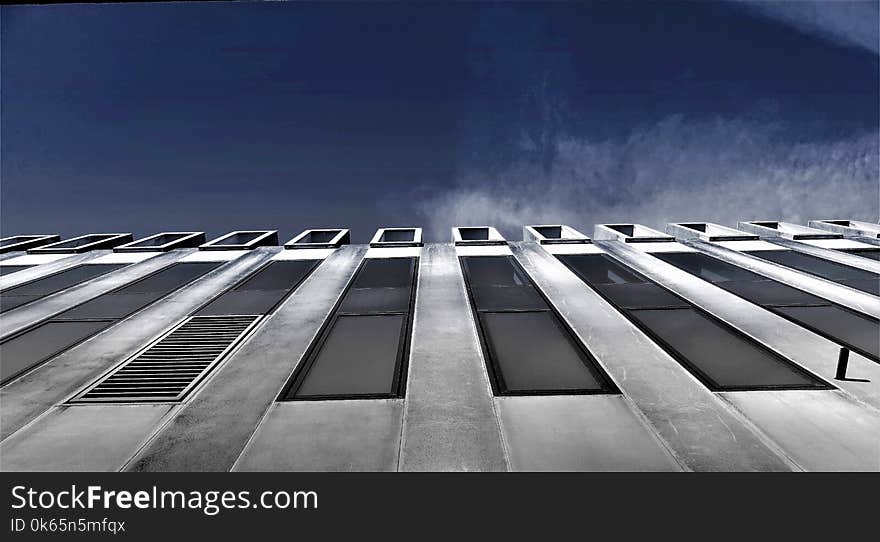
1;221;878;471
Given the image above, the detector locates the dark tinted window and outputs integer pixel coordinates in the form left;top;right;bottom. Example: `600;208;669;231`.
459;227;490;240
295;230;338;244
462;256;532;287
284;257;417;399
54;293;165;320
557;253;644;285
629;309;826;390
460;255;616;395
480;311;605;392
117;263;220;294
290;314;405;398
196;260;317;316
774;306;880;360
2;264;125;296
534;226;563;238
656;252;762;283
213;232;264;245
0;266;32;276
749;250;879;282
353;258;415;288
379;230;415;242
233;261;315;291
837;278;880;296
595;282;690;309
0;295;42;312
0;321;111;382
720;280;828;307
125;233;189;247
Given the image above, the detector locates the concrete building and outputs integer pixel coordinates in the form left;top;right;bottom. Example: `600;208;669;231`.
0;222;878;472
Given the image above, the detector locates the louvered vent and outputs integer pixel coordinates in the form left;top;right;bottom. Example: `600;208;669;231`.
73;315;260;403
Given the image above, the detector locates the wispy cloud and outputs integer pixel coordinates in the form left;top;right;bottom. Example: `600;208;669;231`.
418;115;879;240
734;0;879;54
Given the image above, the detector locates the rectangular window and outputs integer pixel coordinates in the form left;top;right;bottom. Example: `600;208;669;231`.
0;321;111;382
0;264;127;314
196;260;318;316
282;257;418;400
747;249;880;295
460;255;617;395
558;253;829;391
655;251;880;362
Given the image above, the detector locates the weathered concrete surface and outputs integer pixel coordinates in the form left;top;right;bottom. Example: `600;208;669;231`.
398;244;508;471
1;250;184;339
722;390;880;471
0;251;101;290
513;243;795;472
599;241;880;412
0;249;272;441
496;395;682;471
126;245;366;472
769;238;880;274
0;405;175;471
234;400;403;471
685;240;880;317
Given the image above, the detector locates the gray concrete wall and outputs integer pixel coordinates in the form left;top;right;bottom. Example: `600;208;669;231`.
126;245;366;471
234;400;403;471
398;244;508;471
0;248;273;441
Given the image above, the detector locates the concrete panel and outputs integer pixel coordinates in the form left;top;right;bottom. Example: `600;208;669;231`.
398;244;508;471
722;391;880;471
0;251;104;290
1;250;183;339
234;400;403;471
513;242;795;471
599;241;880;411
126;245;366;472
0;249;272;441
0;405;175;471
496;395;681;471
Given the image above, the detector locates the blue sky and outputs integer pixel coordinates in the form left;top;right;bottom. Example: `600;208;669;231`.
2;1;877;242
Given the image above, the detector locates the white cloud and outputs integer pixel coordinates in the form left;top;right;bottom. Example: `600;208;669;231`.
734;0;879;54
418;115;879;240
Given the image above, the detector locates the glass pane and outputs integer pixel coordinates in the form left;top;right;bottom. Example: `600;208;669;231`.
291;314;404;397
3;264;125;296
340;287;411;314
196;290;290;316
557;253;645;285
233;261;316;291
43;235;114;249
720;280;828;307
595;282;690;309
212;232;265;245
0;295;42;313
0;266;32;276
470;284;547;312
353;258;414;288
461;257;530;287
480;311;606;392
656;252;762;283
125;233;189;247
629;308;825;389
379;230;415;242
55;293;165;320
773;305;880;360
0;321;111;382
749;250;879;282
118;263;221;294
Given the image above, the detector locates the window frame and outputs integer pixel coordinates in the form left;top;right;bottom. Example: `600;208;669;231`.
280;256;419;401
459;254;619;396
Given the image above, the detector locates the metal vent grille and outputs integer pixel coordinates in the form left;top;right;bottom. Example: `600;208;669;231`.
73;315;260;403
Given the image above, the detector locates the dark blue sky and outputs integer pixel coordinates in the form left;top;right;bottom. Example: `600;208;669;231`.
2;1;877;242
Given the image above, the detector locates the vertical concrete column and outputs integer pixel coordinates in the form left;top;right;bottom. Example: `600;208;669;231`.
398;243;509;471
